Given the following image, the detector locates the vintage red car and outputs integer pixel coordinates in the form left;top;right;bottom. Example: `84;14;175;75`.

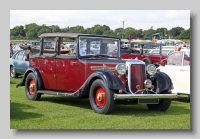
16;33;177;114
121;40;169;65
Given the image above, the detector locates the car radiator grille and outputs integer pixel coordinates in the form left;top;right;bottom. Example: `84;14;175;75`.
130;64;146;93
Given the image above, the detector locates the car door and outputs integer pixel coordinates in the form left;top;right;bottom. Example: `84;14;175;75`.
178;52;190;94
13;50;29;75
158;51;183;93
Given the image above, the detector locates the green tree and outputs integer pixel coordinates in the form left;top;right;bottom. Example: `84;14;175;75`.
155;27;168;39
50;25;60;32
123;27;137;40
10;26;25;38
37;28;51;36
178;28;190;40
114;28;123;39
168;27;185;39
69;25;85;33
143;28;155;40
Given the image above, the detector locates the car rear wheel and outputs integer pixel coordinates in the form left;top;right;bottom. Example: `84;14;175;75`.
10;66;18;78
25;72;41;100
142;57;152;66
89;79;115;114
146;91;171;111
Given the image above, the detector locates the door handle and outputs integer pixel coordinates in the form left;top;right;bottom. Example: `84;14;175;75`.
71;62;78;66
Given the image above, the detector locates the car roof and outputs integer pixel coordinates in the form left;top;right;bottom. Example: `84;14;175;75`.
39;33;119;39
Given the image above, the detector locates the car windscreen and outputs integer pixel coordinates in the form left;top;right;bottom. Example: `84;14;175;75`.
79;37;119;58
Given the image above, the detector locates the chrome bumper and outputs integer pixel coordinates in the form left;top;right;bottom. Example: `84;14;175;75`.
114;93;178;100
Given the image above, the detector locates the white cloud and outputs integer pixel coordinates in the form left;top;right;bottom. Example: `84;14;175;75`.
10;10;190;30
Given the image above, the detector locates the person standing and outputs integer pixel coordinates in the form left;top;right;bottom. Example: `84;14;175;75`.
10;41;13;57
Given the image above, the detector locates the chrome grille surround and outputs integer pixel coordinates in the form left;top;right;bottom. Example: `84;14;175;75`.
125;59;146;94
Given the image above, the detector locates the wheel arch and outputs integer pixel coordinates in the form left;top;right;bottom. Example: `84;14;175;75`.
142;57;152;65
17;67;44;90
83;70;128;96
153;71;173;93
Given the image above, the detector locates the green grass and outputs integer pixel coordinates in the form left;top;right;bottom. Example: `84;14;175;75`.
10;76;190;129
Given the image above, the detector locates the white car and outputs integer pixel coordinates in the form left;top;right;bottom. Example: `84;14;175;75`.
158;51;190;98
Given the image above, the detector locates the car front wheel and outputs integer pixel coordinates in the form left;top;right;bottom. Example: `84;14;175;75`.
89;79;115;114
146;91;171;111
25;72;41;100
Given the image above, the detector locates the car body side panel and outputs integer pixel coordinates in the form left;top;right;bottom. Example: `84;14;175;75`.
56;58;85;91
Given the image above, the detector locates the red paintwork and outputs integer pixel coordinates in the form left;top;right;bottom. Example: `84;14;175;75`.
95;87;106;107
30;57;127;92
85;61;127;86
130;64;145;93
121;53;168;64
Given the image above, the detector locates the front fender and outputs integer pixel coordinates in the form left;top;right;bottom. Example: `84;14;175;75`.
16;67;44;90
89;70;128;93
152;71;173;93
78;70;128;97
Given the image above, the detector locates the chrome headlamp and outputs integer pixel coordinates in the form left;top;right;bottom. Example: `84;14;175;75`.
115;63;126;75
146;64;157;76
144;79;152;88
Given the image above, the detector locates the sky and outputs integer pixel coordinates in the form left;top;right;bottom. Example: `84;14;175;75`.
10;10;190;31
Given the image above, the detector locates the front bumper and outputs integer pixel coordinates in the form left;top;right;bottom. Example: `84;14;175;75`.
114;93;178;100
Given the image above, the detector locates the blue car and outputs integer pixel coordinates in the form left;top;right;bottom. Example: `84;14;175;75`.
10;49;29;78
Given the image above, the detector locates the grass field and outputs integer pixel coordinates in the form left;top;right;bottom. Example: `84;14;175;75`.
10;76;190;129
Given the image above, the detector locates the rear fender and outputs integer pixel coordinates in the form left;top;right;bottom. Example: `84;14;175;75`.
16;67;44;90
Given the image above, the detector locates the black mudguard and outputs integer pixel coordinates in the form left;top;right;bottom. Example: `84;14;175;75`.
16;67;44;90
78;70;128;97
152;71;173;93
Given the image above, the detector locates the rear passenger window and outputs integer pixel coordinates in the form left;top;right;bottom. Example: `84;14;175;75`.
42;37;56;56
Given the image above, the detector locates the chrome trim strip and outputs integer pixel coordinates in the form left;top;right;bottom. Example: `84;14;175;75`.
90;66;115;71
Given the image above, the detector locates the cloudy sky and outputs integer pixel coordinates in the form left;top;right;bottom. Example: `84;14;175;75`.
10;10;190;31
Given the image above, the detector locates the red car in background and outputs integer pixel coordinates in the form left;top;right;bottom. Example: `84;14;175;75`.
121;40;169;65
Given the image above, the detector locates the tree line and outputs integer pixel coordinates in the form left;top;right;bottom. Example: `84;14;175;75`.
10;23;190;40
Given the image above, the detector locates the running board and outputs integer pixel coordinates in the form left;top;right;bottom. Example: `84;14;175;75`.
37;90;75;97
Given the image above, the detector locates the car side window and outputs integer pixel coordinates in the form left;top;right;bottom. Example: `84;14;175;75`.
42;37;56;56
166;51;183;66
59;38;76;56
15;51;24;60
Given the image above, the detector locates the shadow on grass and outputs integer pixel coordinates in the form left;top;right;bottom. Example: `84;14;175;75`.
10;81;17;84
41;96;91;110
39;95;190;116
10;102;43;120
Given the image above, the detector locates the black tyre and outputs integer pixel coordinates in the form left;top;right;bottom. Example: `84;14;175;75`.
146;91;171;111
25;72;41;100
10;66;18;78
142;57;152;66
89;79;115;114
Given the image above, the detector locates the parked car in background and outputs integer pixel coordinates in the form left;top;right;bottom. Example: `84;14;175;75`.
10;49;29;78
121;40;169;65
158;51;190;98
12;44;23;54
16;33;177;114
148;48;190;57
148;49;173;55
